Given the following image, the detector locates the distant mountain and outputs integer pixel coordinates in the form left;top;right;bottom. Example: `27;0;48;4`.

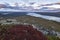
0;12;27;17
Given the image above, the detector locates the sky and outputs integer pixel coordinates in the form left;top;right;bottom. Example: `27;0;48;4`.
0;0;60;4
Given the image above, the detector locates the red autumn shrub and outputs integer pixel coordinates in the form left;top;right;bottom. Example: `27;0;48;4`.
0;25;47;40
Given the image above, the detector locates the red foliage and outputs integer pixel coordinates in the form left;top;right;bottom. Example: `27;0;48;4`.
2;25;47;40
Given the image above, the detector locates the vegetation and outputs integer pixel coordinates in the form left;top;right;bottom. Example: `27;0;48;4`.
47;35;60;40
0;25;60;40
15;16;60;32
0;25;47;40
0;16;60;40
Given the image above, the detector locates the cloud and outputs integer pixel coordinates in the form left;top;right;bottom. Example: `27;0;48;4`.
44;5;60;9
27;13;60;22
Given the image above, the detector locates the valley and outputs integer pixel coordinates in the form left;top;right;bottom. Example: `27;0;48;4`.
0;12;60;40
0;15;60;40
0;0;60;40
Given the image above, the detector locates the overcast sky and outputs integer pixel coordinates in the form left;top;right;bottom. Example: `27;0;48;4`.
0;0;60;4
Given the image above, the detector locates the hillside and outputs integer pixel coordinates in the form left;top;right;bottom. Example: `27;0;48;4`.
0;15;60;31
0;16;60;40
0;24;47;40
